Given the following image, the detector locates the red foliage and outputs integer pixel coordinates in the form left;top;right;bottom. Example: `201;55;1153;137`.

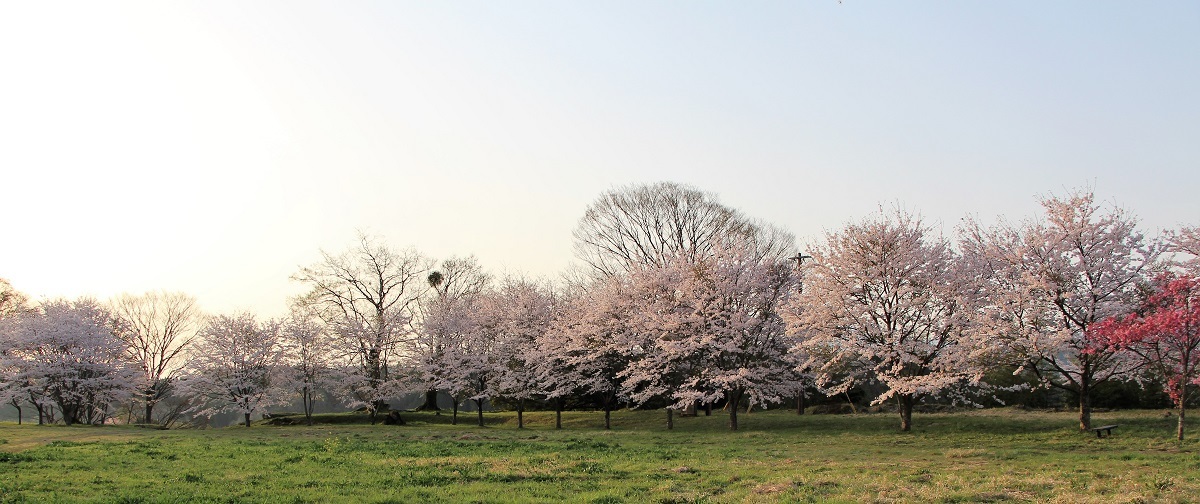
1093;274;1200;406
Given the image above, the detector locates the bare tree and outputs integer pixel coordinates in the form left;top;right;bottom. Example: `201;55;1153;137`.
573;182;794;278
110;291;201;424
292;234;432;423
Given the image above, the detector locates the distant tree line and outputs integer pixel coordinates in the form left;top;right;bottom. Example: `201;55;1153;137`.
2;182;1198;438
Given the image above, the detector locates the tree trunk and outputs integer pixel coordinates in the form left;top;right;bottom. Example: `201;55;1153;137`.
796;392;805;415
667;408;674;430
415;389;441;412
517;399;525;429
555;399;563;430
452;400;459;425
145;400;155;425
303;388;315;426
728;390;743;431
704;402;712;416
1178;402;1186;441
244;412;252;427
899;394;914;432
15;404;21;425
475;399;484;427
1078;382;1092;431
604;400;612;430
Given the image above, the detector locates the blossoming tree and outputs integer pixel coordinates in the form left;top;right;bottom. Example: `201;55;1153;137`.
960;189;1156;430
181;313;287;427
786;207;994;431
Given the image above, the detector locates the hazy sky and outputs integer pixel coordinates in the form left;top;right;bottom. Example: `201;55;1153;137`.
3;1;1198;316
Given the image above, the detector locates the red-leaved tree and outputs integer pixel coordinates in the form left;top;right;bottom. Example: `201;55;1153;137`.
1094;274;1200;440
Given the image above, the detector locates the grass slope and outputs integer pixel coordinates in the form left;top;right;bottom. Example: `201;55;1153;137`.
1;408;1197;503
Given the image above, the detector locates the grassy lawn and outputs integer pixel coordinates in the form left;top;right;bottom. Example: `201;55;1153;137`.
1;408;1197;503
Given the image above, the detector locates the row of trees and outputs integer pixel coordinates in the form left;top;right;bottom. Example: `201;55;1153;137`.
2;183;1198;438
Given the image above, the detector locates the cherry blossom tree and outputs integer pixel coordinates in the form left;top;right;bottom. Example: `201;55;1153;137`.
411;256;490;412
679;248;799;430
1167;226;1200;275
547;276;638;430
613;256;782;429
2;298;137;425
480;276;556;429
109;291;201;425
960;189;1156;430
786;207;994;431
180;313;287;427
0;278;30;319
571;182;800;430
419;284;490;426
279;313;341;426
532;284;592;429
0;279;31;422
293;234;432;423
1093;274;1200;440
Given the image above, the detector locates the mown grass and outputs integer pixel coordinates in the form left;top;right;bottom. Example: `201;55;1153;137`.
1;408;1197;503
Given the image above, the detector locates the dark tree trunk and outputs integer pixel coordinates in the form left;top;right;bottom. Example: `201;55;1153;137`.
728;390;742;431
517;399;525;429
244;412;252;427
475;399;485;427
899;394;914;432
415;389;441;412
555;399;563;430
145;400;155;425
603;395;613;430
302;387;315;426
452;400;459;425
369;400;388;425
667;408;674;430
796;392;805;415
15;404;21;425
704;402;712;416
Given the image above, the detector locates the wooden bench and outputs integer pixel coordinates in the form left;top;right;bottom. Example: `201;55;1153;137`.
1090;424;1118;438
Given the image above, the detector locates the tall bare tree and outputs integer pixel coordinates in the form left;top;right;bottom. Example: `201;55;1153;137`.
110;291;201;424
292;234;432;423
573;182;794;278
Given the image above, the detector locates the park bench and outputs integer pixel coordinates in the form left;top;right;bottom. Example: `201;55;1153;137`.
1090;424;1118;438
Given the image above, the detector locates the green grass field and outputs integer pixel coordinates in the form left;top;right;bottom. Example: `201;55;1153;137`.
1;408;1197;503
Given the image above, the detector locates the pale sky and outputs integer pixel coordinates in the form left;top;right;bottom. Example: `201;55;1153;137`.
2;1;1198;317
